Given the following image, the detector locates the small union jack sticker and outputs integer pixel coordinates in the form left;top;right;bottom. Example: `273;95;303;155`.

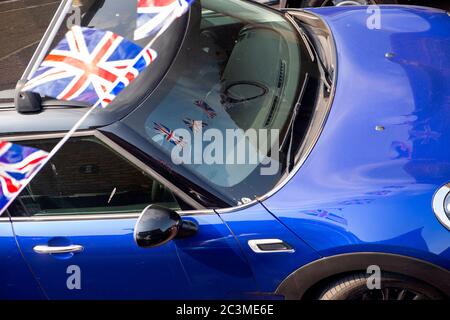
183;118;207;133
194;100;216;119
153;122;185;146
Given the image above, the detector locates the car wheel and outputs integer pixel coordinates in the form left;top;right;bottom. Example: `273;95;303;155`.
302;0;398;7
317;273;445;300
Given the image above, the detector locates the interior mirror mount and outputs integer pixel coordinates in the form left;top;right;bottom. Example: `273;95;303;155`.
134;205;198;248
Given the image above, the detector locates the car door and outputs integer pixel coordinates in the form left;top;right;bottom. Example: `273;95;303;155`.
7;132;257;299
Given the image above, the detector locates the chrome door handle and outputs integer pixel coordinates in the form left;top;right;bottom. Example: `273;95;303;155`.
33;244;84;254
248;239;295;253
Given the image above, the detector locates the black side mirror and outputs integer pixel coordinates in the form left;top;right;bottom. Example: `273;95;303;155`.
134;205;198;248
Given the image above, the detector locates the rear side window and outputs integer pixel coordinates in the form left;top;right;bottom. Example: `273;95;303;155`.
8;136;180;217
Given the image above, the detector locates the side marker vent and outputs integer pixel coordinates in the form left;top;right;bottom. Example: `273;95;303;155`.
248;239;294;253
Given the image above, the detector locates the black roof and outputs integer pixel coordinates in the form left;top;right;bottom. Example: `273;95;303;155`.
0;105;108;136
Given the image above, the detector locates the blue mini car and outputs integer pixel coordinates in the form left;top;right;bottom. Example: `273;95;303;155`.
0;0;449;300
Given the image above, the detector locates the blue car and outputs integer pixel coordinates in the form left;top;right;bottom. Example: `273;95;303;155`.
0;0;449;300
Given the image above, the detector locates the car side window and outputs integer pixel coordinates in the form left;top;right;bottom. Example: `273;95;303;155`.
8;136;180;217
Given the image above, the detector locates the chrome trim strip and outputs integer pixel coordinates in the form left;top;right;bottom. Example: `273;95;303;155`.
9;209;215;222
432;183;450;231
1;130;95;142
0;103;15;109
11;213;140;222
248;239;295;253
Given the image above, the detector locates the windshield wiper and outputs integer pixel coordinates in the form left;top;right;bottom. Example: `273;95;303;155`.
285;12;333;93
279;72;310;173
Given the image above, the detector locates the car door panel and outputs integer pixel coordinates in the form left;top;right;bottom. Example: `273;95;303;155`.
173;214;258;299
12;213;258;299
6;134;258;299
13;217;189;299
0;220;45;299
217;203;321;294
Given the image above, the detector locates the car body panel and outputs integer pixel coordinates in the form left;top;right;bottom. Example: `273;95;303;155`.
11;212;258;299
0;221;45;299
1;4;449;300
264;6;450;269
217;203;321;293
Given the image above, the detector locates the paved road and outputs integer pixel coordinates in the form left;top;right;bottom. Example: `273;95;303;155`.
0;0;60;95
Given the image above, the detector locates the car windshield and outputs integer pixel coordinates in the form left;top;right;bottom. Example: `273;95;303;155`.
24;0;310;206
122;0;307;205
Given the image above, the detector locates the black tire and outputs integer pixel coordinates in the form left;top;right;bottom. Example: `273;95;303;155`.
301;0;398;7
317;272;446;300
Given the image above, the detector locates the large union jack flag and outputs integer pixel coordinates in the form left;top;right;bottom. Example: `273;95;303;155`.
0;141;48;215
23;26;157;107
135;0;193;41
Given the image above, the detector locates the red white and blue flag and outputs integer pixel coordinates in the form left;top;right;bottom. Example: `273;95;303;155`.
135;0;193;41
183;118;207;133
153;122;185;146
23;26;157;107
194;100;217;119
5;4;185;215
0;141;48;215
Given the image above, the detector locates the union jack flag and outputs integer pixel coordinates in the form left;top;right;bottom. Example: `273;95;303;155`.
153;122;185;146
135;0;193;41
0;141;48;215
194;100;216;119
183;118;207;133
23;26;157;107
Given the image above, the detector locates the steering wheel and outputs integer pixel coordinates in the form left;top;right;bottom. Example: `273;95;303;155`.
220;81;269;105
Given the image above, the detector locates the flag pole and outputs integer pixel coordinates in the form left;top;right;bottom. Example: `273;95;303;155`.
0;9;184;217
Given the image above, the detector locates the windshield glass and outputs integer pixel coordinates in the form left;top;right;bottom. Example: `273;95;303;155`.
122;0;305;205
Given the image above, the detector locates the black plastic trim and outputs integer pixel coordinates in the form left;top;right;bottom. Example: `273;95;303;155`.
276;252;450;299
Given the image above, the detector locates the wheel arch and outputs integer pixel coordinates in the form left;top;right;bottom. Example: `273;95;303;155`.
276;252;450;299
